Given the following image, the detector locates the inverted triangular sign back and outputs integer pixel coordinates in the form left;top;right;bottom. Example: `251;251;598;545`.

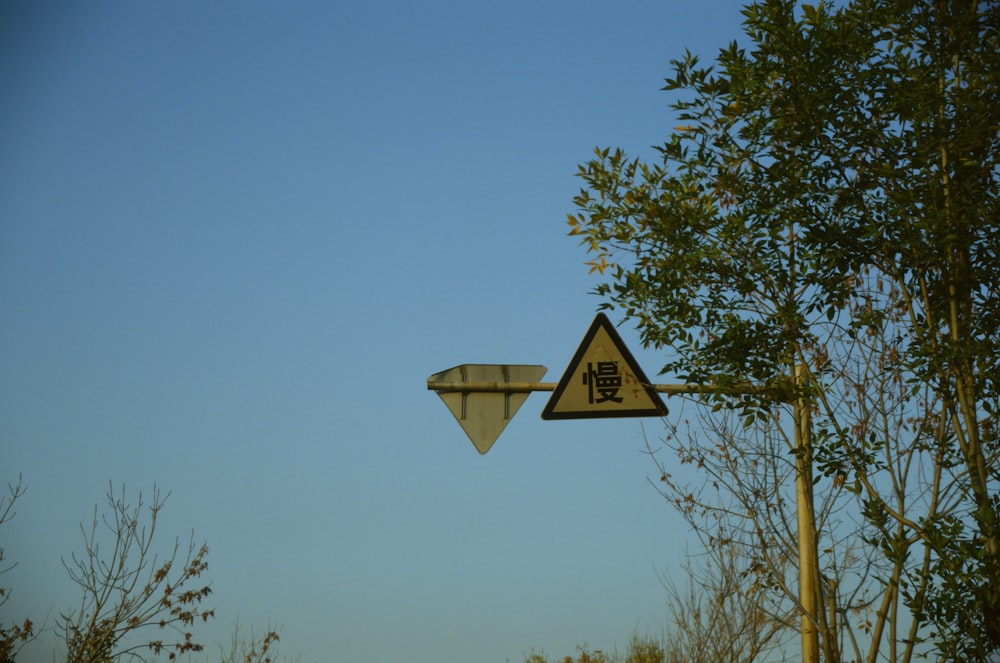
542;313;668;420
429;364;547;454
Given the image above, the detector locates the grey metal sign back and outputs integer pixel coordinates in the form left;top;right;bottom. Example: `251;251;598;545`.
427;364;547;454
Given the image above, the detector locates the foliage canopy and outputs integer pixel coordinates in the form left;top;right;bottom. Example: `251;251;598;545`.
570;0;999;659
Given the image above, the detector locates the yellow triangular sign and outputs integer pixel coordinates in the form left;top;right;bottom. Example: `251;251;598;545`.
542;313;668;420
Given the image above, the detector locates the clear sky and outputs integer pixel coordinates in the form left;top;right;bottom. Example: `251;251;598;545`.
1;2;748;662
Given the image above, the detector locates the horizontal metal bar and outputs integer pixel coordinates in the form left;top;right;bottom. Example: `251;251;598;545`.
427;380;557;393
427;380;787;398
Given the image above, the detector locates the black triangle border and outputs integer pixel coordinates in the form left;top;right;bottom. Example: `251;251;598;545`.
541;313;668;420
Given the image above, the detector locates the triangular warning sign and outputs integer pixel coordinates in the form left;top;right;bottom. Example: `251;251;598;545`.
430;364;547;454
542;313;668;420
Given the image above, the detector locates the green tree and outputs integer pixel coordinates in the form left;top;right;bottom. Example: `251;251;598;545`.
2;479;298;663
569;0;999;660
0;476;34;663
523;635;665;663
219;619;289;663
58;484;215;663
656;534;791;663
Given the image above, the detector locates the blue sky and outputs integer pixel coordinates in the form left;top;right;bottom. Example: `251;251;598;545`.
1;2;748;662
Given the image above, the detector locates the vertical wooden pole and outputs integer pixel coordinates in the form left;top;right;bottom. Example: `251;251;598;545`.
795;363;821;663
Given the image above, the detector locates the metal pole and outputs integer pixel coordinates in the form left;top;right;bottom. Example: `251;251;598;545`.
794;363;821;663
429;369;817;659
427;380;784;398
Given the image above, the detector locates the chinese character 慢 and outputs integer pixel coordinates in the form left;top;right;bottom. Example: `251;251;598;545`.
583;361;623;404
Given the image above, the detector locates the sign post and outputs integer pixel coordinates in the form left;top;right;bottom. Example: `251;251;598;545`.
426;312;820;663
